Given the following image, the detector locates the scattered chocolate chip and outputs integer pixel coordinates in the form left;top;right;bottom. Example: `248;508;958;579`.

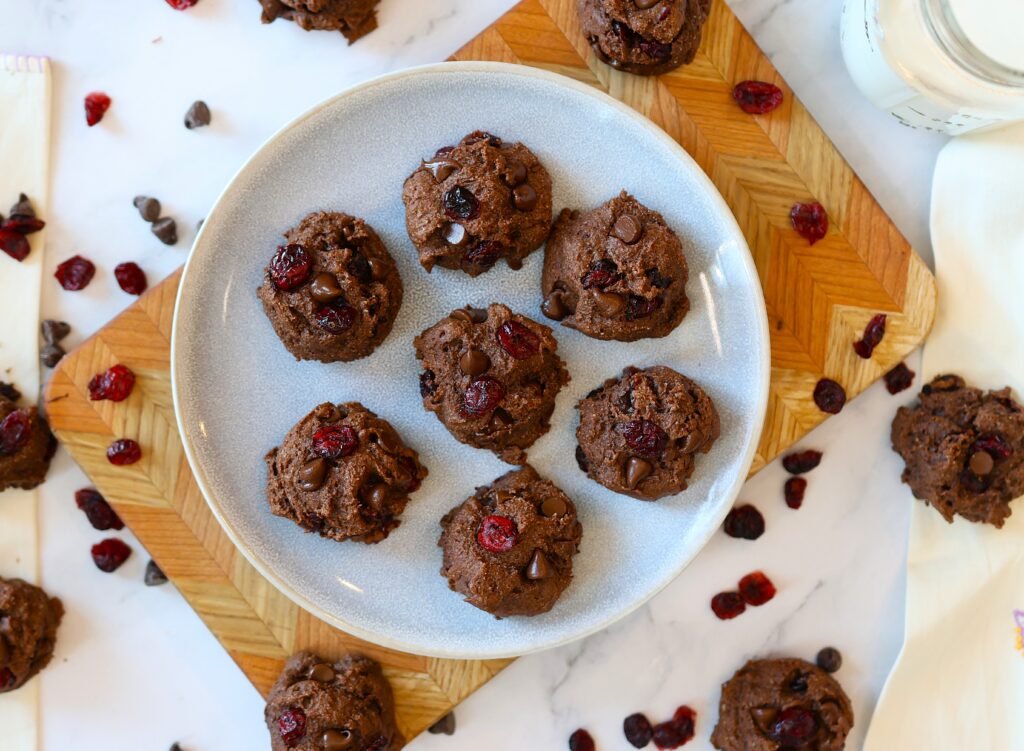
144;560;169;586
459;348;490;377
298;458;328;492
183;100;211;129
816;646;842;673
489;407;513;431
541;290;571;321
40;343;65;368
0;382;21;402
428;712;456;736
362;483;390;512
9;193;35;218
526;549;552;580
134;195;161;223
969;450;995;476
151;217;178;245
443;222;469;247
308;663;336;683
594;290;626;317
813;378;846;414
310;272;343;303
540;495;568;517
41;319;71;344
612;214;643;244
512;183;538;211
645;268;673;288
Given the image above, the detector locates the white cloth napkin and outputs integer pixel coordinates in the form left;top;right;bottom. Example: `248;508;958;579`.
864;123;1024;749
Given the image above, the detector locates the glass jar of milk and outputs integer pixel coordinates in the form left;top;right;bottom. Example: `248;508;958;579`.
841;0;1024;134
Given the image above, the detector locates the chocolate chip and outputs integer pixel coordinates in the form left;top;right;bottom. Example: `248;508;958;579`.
625;456;653;489
489;407;513;430
41;319;70;344
367;258;387;281
594;291;626;317
749;707;777;734
308;663;336;682
612;215;643;244
40;343;65;368
450;306;488;323
444;223;469;247
788;671;809;693
183;100;211;129
310;273;343;303
526;549;552;580
816;647;842;673
144;559;168;586
505;161;528;186
0;383;21;402
133;195;161;223
428;712;456;736
541;290;570;321
512;183;538;211
363;483;390;511
422;158;459;182
298;458;328;492
540;495;568;517
322;729;354;750
9;193;35;218
635;0;660;7
151;217;178;245
969;450;995;476
460;348;490;376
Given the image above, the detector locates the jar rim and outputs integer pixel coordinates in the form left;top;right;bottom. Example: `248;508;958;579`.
923;0;1024;87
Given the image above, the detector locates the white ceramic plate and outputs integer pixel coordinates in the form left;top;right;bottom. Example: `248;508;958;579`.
172;62;769;659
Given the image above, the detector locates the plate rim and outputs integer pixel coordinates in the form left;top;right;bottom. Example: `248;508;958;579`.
171;60;771;660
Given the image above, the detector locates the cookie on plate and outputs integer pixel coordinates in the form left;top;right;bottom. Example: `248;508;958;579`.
259;0;380;44
414;303;569;465
257;211;403;363
0;577;64;693
576;365;719;500
265;402;428;544
0;389;57;493
711;657;854;751
541;192;690;341
402;130;553;276
891;374;1024;527
438;465;583;618
578;0;712;76
265;651;405;751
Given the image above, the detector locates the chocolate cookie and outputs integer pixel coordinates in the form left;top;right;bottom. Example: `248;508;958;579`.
257;211;403;363
265;402;428;544
542;192;690;341
576;365;719;500
578;0;712;76
414;303;570;465
0;577;63;693
0;391;57;493
711;658;854;751
259;0;379;44
402;131;553;276
265;651;404;751
438;465;583;617
891;374;1024;527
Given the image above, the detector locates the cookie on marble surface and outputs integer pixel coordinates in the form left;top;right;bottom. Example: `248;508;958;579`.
891;374;1024;527
541;191;690;341
578;0;712;76
414;303;569;465
265;651;405;751
257;211;403;363
0;577;63;693
438;465;583;618
259;0;380;44
0;390;57;493
402;131;553;276
265;402;428;544
576;365;719;500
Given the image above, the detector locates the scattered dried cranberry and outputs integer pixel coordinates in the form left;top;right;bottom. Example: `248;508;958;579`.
90;538;132;573
87;364;136;402
477;514;519;553
1;214;45;235
623;713;654;748
443;186;480;220
568;729;595;751
419;370;437;398
738;571;776;606
884;362;915;394
626;294;662;321
311;425;358;459
268;244;312;291
813;378;846;414
853;314;887;358
622;419;668;458
54;255;96;291
461;376;505;417
972;433;1012;460
711;591;746;620
784;477;807;509
732;80;784;114
769;707;818;745
75;488;124;531
790;202;828;245
782;450;822;475
165;0;199;8
463;240;504;268
581;259;619;289
723;505;765;540
314;303;357;335
0;228;31;262
84;92;111;127
0;410;32;456
496;320;541;359
277;707;307;748
106;438;141;465
651;707;696;750
114;262;147;295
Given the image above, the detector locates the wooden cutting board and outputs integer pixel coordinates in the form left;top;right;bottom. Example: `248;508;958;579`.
44;0;935;741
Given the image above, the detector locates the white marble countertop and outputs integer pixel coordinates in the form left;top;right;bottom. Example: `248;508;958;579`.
0;0;949;748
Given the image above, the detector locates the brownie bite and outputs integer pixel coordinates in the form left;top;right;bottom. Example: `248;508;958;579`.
0;389;57;493
0;577;63;693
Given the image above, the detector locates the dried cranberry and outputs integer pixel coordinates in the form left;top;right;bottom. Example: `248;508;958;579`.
639;38;672;62
107;438;141;465
782;450;822;475
711;591;746;620
790;202;828;245
732;81;784;115
84;92;111;126
1;215;46;234
972;433;1012;460
652;707;696;750
114;262;147;295
477;514;519;553
87;364;136;402
315;303;357;335
0;229;31;262
622;419;668;458
277;707;307;748
623;713;654;748
363;738;388;751
90;538;132;572
626;294;662;321
853;314;887;358
443;186;480;220
54;255;96;291
738;571;776;606
784;477;807;509
311;425;358;459
769;707;818;745
267;244;312;291
419;370;437;397
0;410;32;455
884;362;915;394
670;706;696;745
569;729;595;751
813;378;846;414
496;320;541;359
723;505;765;540
581;259;620;289
463;240;504;268
166;0;199;8
75;488;124;531
461;376;505;417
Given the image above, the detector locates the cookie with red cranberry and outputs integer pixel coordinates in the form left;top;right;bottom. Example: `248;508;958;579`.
402;131;553;276
0;391;57;493
414;303;569;465
711;658;854;751
0;577;63;693
259;0;380;44
578;0;712;76
265;402;427;544
438;465;582;618
576;365;719;500
257;211;403;363
542;192;690;341
891;374;1024;527
265;651;404;751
